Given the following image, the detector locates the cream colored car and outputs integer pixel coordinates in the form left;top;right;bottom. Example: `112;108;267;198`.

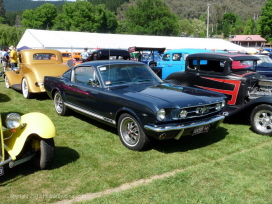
4;49;69;98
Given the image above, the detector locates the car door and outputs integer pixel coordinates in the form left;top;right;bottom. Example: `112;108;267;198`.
64;65;103;115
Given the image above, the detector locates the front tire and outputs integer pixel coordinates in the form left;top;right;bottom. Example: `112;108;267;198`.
250;104;272;136
22;78;32;99
54;91;69;116
32;138;55;170
117;113;150;151
4;75;10;88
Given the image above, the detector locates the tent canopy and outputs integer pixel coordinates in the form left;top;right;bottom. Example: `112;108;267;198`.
17;29;247;52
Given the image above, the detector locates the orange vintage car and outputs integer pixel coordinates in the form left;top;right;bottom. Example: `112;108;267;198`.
4;49;70;99
61;52;73;63
72;52;81;61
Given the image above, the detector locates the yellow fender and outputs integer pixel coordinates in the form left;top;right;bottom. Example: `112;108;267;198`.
23;72;41;93
4;112;56;159
4;71;21;86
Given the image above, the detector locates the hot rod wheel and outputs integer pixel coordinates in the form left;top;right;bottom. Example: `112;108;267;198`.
250;104;272;136
32;138;55;170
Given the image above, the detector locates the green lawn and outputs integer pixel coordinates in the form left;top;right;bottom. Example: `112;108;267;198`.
0;68;271;204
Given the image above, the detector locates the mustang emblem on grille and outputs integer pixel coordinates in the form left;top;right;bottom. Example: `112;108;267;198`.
196;106;210;114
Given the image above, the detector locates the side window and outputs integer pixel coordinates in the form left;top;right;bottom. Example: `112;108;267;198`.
63;69;72;79
74;66;100;87
172;53;181;61
162;54;170;61
199;60;225;73
187;59;198;71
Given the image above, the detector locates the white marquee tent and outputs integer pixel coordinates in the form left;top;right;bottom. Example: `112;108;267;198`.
17;29;250;53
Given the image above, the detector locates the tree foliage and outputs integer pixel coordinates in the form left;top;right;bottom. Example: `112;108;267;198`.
258;0;272;38
21;3;57;29
0;24;25;46
53;1;117;33
119;0;179;36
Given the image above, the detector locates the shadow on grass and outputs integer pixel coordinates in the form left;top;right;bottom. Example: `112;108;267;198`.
0;93;11;102
150;126;228;153
67;110;228;153
0;146;79;186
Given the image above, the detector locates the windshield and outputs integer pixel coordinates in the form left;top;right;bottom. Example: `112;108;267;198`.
98;64;162;86
257;55;272;64
231;60;257;71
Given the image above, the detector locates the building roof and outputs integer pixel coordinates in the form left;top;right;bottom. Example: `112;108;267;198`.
230;35;266;42
17;29;247;52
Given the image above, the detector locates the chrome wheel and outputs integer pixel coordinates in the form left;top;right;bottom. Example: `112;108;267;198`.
54;91;68;116
118;113;150;151
253;110;272;134
120;116;140;146
251;104;272;136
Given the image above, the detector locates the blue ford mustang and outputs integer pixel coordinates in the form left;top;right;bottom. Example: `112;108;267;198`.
44;60;227;151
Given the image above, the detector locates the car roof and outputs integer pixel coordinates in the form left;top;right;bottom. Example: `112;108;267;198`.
187;52;261;61
164;48;212;54
76;60;145;67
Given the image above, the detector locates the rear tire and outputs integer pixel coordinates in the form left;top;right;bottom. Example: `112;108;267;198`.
250;104;272;136
32;138;55;170
22;78;32;99
54;91;69;116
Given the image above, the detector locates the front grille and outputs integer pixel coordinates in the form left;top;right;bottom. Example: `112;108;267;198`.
172;103;222;120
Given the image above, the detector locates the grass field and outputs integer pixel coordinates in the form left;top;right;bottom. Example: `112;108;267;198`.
0;67;271;204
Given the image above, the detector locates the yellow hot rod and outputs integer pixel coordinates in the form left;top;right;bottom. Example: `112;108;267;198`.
0;112;56;176
4;49;69;99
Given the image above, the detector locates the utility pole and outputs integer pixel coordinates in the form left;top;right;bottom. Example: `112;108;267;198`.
206;4;211;38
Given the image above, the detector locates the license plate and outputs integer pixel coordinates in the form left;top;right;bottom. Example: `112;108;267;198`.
192;125;210;135
0;166;4;176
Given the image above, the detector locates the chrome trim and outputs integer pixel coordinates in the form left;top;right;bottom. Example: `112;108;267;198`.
0;158;12;167
144;115;225;132
64;103;116;125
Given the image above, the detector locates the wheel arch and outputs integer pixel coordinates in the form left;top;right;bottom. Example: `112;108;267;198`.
115;107;144;128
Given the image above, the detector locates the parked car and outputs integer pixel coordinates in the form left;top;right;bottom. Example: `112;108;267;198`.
156;49;216;80
0;111;56;176
165;52;272;136
255;54;272;77
87;49;131;61
4;49;70;99
44;60;227;151
61;52;73;63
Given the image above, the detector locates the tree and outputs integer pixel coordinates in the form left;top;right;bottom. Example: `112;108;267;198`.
0;24;25;46
119;0;179;36
243;15;256;34
21;3;57;29
258;0;272;38
53;1;117;33
0;0;5;23
222;13;236;38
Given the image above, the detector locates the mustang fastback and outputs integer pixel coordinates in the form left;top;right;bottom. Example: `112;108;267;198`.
44;60;227;151
4;49;70;99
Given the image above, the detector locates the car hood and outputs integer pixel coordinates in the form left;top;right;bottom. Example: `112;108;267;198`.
114;83;225;108
30;64;69;82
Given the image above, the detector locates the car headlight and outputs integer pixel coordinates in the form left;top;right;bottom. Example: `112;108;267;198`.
6;113;21;129
215;103;222;111
156;109;166;121
179;109;187;119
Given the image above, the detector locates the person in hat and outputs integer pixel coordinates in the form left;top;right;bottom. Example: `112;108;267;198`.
9;45;18;69
80;48;89;62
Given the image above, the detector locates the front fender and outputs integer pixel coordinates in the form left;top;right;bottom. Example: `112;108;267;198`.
4;71;21;86
227;96;272;117
4;112;56;159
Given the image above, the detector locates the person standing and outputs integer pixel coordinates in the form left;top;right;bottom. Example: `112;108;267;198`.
2;49;10;71
80;48;89;62
9;46;18;69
